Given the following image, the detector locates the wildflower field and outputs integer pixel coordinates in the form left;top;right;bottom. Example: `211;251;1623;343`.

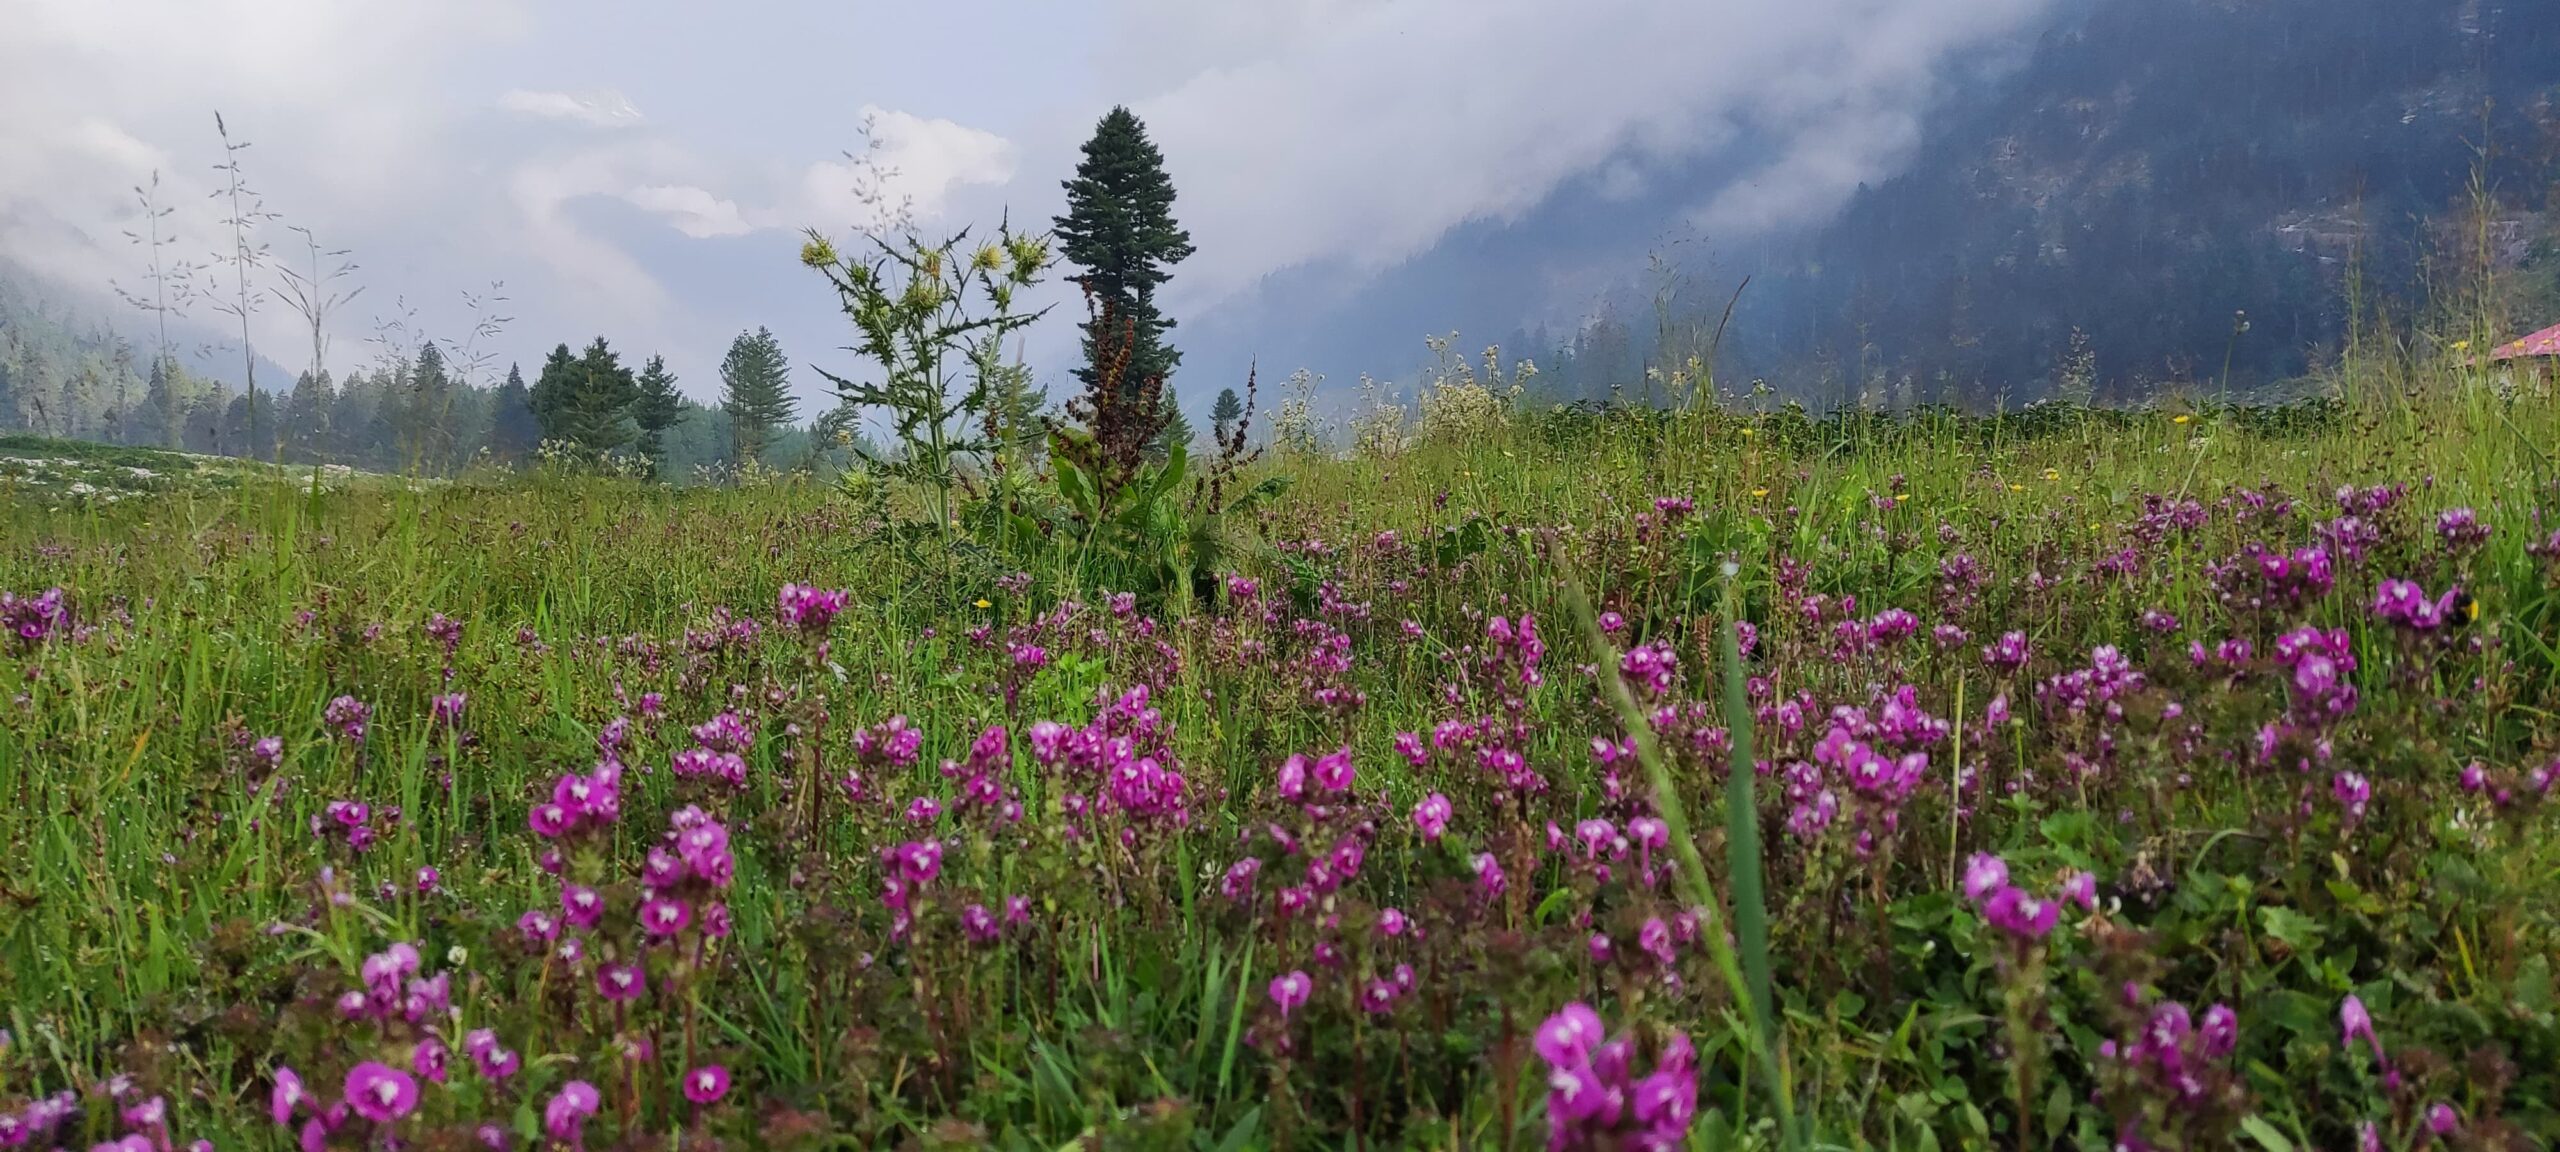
1;377;2556;1151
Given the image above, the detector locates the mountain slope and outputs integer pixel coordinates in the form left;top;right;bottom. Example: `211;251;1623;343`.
1723;0;2560;404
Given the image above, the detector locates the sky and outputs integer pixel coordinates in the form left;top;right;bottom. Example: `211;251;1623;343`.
0;0;2065;418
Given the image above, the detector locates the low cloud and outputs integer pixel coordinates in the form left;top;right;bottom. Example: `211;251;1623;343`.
499;88;646;128
1106;0;2059;315
785;106;1019;235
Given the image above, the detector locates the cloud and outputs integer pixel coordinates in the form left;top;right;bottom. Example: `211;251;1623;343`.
625;185;752;238
1105;0;2060;313
784;106;1019;235
499;88;646;129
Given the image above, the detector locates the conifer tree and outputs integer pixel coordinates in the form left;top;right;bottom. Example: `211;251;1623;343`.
559;337;637;457
529;342;579;442
719;327;795;464
1054;106;1194;446
633;354;683;477
487;364;542;463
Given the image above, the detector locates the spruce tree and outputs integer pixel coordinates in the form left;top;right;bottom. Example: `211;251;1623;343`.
1210;386;1243;433
487;364;542;463
719;327;795;464
403;342;456;469
633;354;683;476
528;342;579;444
559;338;637;457
1054;107;1195;425
1160;392;1194;454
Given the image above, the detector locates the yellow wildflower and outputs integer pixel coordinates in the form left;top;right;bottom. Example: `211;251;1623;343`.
974;599;992;609
2042;468;2061;482
2173;414;2192;425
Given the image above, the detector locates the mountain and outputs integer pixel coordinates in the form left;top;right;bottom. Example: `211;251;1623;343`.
1715;0;2560;405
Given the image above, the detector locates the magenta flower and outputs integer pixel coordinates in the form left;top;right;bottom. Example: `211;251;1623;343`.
2199;1003;2239;1057
343;1062;418;1124
682;1065;730;1106
1413;793;1452;841
323;696;372;742
1268;970;1312;1019
431;693;466;726
1961;853;2009;904
270;1067;306;1126
560;883;604;928
1311;747;1355;792
2332;771;2372;823
2341;994;2384;1061
1535;1003;1605;1067
1983;886;2060;939
639;897;692;937
543;1082;600;1142
1472;851;1507;897
2060;871;2097;911
413;1037;449;1084
896;839;943;884
776;583;849;632
596;961;647;1002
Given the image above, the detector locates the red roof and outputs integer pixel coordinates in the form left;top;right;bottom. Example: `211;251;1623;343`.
2489;322;2560;360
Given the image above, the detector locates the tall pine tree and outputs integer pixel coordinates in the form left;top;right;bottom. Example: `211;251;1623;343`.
1054;106;1194;455
487;364;543;463
719;327;794;464
633;354;683;477
528;342;579;445
559;338;637;458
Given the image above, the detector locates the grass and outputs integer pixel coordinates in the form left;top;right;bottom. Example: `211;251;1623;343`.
0;365;2555;1150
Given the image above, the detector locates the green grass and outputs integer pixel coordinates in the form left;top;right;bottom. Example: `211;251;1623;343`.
0;367;2554;1150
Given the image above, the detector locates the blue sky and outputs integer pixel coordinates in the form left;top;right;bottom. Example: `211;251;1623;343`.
0;0;2063;420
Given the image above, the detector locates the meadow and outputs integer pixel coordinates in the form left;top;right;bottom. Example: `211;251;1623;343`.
0;365;2555;1151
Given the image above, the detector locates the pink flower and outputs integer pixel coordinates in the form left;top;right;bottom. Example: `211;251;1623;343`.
1311;748;1355;791
1961;853;2009;905
1534;1003;1606;1067
1268;971;1312;1019
1983;886;2059;939
1413;794;1452;841
560;884;604;928
270;1067;306;1127
682;1065;730;1106
2060;871;2097;911
639;897;691;937
596;962;646;1002
413;1038;449;1084
2341;994;2384;1061
343;1062;418;1124
543;1083;600;1142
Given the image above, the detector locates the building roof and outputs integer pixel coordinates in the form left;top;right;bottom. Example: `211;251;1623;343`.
2488;322;2560;361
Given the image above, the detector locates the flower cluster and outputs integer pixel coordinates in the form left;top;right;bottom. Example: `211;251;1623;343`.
776;582;849;633
323;695;372;743
2372;578;2468;631
671;711;751;787
0;586;67;651
1962;854;2085;941
1027;686;1191;837
1534;1003;1697;1151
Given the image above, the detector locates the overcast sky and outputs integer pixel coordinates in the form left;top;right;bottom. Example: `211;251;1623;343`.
0;0;2062;414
